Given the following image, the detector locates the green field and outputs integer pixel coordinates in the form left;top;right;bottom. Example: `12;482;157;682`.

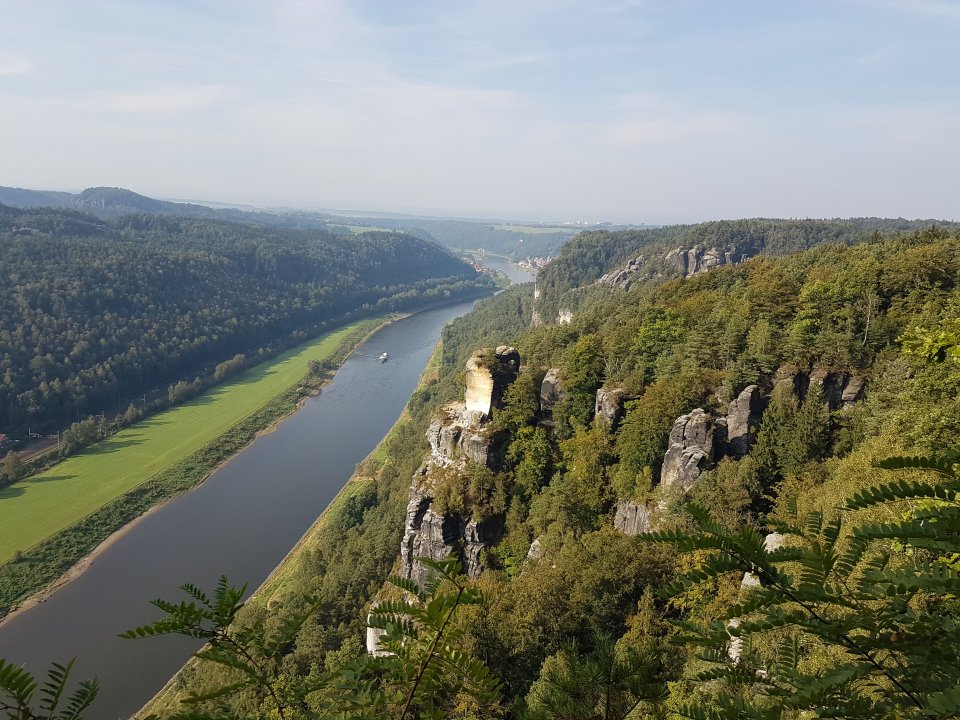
492;224;573;234
0;321;367;563
329;224;392;234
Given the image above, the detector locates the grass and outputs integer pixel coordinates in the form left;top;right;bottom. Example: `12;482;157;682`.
0;321;371;564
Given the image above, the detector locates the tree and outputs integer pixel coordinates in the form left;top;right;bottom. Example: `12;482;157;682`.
522;630;665;720
0;452;20;484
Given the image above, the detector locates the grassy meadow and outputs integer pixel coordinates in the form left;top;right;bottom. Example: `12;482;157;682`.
0;321;368;563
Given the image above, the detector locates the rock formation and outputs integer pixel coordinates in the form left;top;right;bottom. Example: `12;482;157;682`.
525;537;543;563
595;387;628;428
557;308;574;324
774;366;867;409
660;409;725;492
808;369;849;411
841;375;866;406
426;403;498;468
613;499;652;536
598;244;756;290
725;385;764;456
539;368;567;426
397;347;518;586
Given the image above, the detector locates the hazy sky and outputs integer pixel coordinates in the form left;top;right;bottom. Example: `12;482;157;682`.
0;0;957;223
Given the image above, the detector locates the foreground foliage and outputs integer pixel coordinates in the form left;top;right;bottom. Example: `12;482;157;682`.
0;658;98;720
641;452;960;719
121;556;498;719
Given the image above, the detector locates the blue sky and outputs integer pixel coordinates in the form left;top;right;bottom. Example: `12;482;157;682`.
0;0;957;222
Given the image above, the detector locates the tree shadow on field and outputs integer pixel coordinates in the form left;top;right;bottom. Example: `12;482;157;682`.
85;436;147;455
0;474;76;499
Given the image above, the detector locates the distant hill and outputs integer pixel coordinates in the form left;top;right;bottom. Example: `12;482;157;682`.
72;186;220;218
0;185;221;219
0;184;592;258
0;186;75;209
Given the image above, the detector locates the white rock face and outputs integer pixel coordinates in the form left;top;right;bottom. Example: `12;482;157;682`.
465;354;497;416
464;347;520;418
525;537;543;562
558;308;573;324
366;621;390;657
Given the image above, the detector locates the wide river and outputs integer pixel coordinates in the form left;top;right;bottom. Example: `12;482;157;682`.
0;259;531;719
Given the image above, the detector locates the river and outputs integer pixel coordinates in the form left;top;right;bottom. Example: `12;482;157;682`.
0;261;532;719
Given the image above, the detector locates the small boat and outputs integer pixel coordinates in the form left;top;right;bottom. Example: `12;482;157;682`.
379;352;389;363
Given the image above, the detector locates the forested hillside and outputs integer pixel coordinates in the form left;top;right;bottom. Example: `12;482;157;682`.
537;217;960;298
140;222;960;718
0;204;489;439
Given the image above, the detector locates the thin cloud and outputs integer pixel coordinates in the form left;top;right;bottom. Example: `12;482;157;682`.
105;86;228;113
0;58;29;75
871;0;960;19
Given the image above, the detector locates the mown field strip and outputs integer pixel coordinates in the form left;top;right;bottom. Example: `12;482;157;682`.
0;322;364;563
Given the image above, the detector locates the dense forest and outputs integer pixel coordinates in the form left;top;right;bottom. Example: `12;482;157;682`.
0;204;490;439
127;221;960;718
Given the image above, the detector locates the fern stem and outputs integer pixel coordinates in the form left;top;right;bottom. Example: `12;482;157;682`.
400;583;464;720
216;629;287;720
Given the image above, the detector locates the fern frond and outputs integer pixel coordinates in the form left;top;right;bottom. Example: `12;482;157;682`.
876;454;958;478
847;479;960;509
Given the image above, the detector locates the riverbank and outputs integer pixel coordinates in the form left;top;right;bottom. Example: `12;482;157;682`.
137;339;446;718
0;315;392;620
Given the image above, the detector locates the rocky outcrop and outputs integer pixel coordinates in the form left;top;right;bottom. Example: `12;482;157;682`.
525;537;543;563
398;346;519;586
672;244;751;277
599;245;756;290
426;403;498;468
661;409;725;492
841;375;866;406
400;484;460;586
462;516;505;578
557;308;574;324
539;369;568;426
595;387;628;428
808;369;849;411
465;346;521;418
399;477;505;584
597;255;650;290
725;385;764;456
774;366;867;409
773;366;809;399
613;499;652;536
366;621;389;657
